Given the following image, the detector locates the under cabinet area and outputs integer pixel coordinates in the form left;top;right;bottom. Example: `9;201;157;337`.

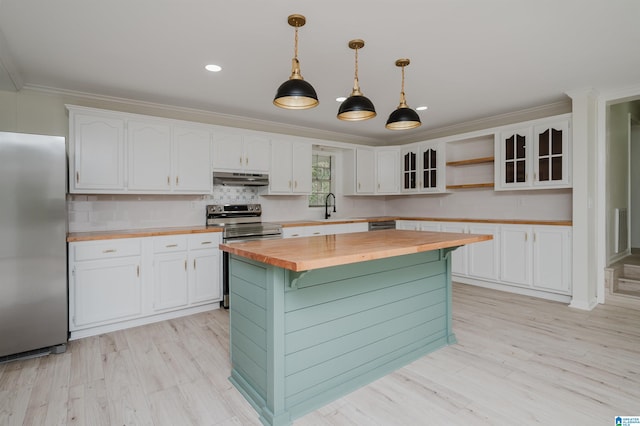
68;232;222;339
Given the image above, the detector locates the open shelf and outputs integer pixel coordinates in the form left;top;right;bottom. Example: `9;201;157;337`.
446;156;494;167
446;182;494;190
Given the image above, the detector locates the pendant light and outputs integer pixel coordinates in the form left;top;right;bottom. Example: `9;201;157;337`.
385;58;421;130
273;14;318;110
337;39;376;121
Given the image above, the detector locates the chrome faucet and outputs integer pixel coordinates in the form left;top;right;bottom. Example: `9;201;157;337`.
325;192;336;219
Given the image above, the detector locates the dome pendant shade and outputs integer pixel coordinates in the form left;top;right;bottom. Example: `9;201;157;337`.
337;94;376;121
386;58;421;130
337;39;376;121
274;74;319;109
274;15;318;110
385;106;421;130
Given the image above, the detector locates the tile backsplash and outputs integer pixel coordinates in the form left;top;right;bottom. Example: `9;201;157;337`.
68;186;259;232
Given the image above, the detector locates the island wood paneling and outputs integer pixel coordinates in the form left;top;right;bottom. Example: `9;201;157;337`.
228;249;456;425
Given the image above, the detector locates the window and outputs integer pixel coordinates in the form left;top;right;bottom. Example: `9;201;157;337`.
309;154;333;207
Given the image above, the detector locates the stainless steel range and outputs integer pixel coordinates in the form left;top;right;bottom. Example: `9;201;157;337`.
207;204;282;308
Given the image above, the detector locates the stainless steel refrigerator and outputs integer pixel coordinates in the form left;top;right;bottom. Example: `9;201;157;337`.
0;131;68;359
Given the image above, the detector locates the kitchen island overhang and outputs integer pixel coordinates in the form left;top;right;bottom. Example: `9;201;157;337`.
220;230;491;426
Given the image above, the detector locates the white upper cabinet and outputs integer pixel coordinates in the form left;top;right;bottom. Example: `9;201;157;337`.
376;148;400;194
532;118;571;188
495;114;571;190
212;130;270;173
128;120;173;191
356;148;375;194
172;126;212;193
343;148;376;195
128;121;212;193
69;110;125;192
267;139;311;194
400;145;419;193
67;105;212;194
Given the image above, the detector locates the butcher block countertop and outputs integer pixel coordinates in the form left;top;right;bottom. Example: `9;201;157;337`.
219;229;492;272
67;226;222;242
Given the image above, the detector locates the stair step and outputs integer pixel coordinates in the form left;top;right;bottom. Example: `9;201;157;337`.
623;263;640;280
617;277;640;293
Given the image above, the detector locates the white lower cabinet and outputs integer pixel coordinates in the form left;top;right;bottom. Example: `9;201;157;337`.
500;225;572;294
188;233;222;304
69;232;222;339
70;238;143;328
395;219;572;301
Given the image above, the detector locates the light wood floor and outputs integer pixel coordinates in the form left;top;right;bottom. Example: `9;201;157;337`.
1;283;639;425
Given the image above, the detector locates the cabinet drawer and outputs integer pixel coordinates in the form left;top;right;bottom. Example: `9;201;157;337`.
153;235;188;253
188;232;221;250
73;239;141;261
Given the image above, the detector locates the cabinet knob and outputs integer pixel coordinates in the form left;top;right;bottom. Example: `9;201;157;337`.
200;241;212;245
239;156;243;165
294;180;297;189
137;265;140;277
289;180;292;188
176;176;179;185
76;171;79;183
194;259;196;269
184;260;187;270
245;157;248;165
103;249;116;253
167;176;170;185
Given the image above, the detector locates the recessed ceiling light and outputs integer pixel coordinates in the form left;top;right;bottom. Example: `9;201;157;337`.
336;97;347;102
205;64;222;72
416;106;428;111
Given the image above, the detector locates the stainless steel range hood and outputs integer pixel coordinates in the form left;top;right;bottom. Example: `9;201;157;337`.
213;171;269;186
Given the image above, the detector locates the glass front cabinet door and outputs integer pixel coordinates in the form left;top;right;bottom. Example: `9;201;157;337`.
496;115;571;190
421;144;439;192
401;146;418;193
533;119;571;188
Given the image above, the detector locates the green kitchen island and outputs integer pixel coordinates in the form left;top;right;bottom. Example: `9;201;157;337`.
219;229;491;426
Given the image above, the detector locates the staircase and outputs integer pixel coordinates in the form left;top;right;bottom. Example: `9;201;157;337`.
615;263;640;297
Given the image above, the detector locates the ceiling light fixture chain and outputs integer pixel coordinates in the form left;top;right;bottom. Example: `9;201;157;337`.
352;41;361;95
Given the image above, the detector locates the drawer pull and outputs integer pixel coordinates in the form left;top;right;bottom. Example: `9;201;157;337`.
76;171;79;183
176;176;179;185
184;260;187;270
167;176;170;185
193;259;196;269
103;249;116;253
165;244;178;248
200;241;212;245
313;232;321;235
137;265;140;277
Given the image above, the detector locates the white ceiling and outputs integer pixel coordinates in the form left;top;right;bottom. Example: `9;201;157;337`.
1;0;639;145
